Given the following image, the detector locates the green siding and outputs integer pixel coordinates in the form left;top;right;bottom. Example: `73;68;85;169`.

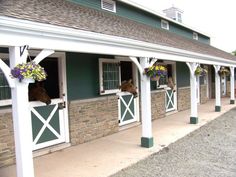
198;33;210;44
176;62;190;87
169;23;209;43
68;0;100;9
170;22;194;41
66;52;114;100
116;2;161;28
69;0;210;44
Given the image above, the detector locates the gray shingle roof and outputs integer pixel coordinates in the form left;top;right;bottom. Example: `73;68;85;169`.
1;0;235;61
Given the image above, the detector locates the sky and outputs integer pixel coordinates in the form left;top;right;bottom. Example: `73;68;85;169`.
129;0;236;53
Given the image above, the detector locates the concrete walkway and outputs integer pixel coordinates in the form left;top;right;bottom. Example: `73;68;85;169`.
0;98;235;177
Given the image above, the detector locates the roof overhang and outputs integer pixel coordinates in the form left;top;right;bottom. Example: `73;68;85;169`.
0;16;235;67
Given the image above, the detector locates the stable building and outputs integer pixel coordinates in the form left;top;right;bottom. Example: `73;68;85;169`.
0;1;236;177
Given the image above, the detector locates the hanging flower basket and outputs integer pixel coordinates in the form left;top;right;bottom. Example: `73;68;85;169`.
218;67;230;76
144;64;167;80
195;66;207;76
11;61;47;82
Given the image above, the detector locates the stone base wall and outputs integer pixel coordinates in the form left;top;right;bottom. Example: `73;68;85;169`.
226;80;230;96
177;87;190;111
0;96;119;168
151;90;165;120
0;109;15;168
200;84;208;104
69;96;119;145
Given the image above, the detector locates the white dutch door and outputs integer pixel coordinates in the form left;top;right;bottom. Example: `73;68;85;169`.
221;73;227;96
158;63;177;112
29;56;69;151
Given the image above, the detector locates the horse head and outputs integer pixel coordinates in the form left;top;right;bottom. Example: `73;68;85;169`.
29;82;51;105
119;79;138;97
167;77;176;92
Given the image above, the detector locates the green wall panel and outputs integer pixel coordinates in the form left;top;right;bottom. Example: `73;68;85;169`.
68;0;100;9
66;52;114;100
116;2;161;28
176;62;190;87
68;0;210;44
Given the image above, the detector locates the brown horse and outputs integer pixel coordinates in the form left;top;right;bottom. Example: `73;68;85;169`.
119;80;138;97
29;82;51;105
167;77;176;92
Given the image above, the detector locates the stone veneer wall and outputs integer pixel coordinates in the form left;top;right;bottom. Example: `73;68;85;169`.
69;96;119;145
151;90;165;120
200;84;208;104
0;96;119;168
226;80;230;96
0;109;15;168
177;87;190;111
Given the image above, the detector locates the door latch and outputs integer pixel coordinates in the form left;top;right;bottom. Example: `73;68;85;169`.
58;102;66;109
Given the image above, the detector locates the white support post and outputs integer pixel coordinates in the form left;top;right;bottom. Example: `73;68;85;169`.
213;65;221;112
230;66;235;104
186;62;198;124
140;57;153;148
9;46;35;177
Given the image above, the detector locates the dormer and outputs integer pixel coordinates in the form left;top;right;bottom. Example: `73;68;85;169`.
163;6;183;23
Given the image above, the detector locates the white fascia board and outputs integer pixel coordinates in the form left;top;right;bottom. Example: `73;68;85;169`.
0;16;235;67
117;0;210;37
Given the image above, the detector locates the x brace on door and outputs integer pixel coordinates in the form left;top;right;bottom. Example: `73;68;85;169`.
119;94;135;125
30;104;60;146
166;89;174;111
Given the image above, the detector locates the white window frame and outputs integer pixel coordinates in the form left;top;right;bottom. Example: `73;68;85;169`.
176;12;182;23
0;53;11;106
161;19;169;30
155;61;176;89
101;0;116;13
99;58;120;95
193;32;198;40
156;63;168;89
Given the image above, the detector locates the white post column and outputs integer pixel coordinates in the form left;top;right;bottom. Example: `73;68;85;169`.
230;66;235;104
186;62;198;124
9;46;35;177
213;65;221;112
140;57;153;148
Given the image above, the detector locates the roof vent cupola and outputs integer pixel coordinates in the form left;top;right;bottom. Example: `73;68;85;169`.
163;6;183;23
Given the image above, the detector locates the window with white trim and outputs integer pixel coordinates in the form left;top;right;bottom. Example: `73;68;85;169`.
0;57;11;106
193;32;198;40
99;58;120;94
101;0;116;13
156;64;173;89
161;20;169;30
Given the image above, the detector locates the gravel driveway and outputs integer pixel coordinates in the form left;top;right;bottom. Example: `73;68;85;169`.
110;108;236;177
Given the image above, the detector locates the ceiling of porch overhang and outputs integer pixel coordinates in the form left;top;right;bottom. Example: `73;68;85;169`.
0;0;236;61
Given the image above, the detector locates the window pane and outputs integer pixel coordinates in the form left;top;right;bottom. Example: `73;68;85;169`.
102;62;119;90
0;65;11;100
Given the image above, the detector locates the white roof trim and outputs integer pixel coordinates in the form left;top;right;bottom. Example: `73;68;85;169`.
117;0;210;37
0;16;235;67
